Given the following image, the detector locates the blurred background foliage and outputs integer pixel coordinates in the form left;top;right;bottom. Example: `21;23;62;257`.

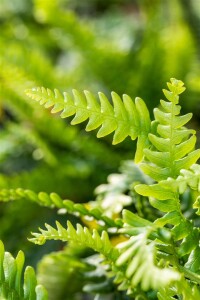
0;0;200;298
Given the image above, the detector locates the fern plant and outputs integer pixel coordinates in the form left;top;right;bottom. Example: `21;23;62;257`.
1;78;200;299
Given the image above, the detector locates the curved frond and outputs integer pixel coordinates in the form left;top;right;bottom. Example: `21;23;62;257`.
29;221;119;261
0;241;48;299
25;88;151;162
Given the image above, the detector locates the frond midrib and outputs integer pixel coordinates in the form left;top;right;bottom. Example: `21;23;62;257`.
44;97;140;132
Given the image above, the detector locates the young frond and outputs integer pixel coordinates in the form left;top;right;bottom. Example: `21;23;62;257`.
141;78;200;181
29;221;119;261
0;241;48;299
25;88;151;162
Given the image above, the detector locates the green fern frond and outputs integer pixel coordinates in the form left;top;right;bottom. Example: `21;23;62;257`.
30;216;180;293
0;241;48;299
157;286;176;300
134;79;200;259
0;188;120;227
141;78;200;181
37;250;89;300
113;210;180;291
115;233;179;291
25;88;151;162
29;221;119;261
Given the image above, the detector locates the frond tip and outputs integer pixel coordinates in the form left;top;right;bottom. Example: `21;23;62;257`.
25;87;151;162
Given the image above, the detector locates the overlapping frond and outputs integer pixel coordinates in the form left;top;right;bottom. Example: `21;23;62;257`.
25;88;151;162
114;210;180;292
30;213;180;294
0;241;48;299
157;283;200;300
135;182;200;257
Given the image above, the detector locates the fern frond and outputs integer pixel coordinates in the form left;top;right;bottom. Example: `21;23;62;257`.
114;210;180;291
0;240;48;299
25;88;151;162
141;78;200;181
0;188;120;227
134;79;200;260
29;221;119;261
30;217;180;293
158;164;200;194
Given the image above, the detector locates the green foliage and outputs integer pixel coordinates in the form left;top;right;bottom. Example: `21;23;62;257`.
1;0;200;298
0;241;47;299
36;249;90;300
1;78;193;299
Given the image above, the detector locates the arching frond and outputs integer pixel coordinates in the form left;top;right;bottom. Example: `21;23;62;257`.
25;88;151;162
